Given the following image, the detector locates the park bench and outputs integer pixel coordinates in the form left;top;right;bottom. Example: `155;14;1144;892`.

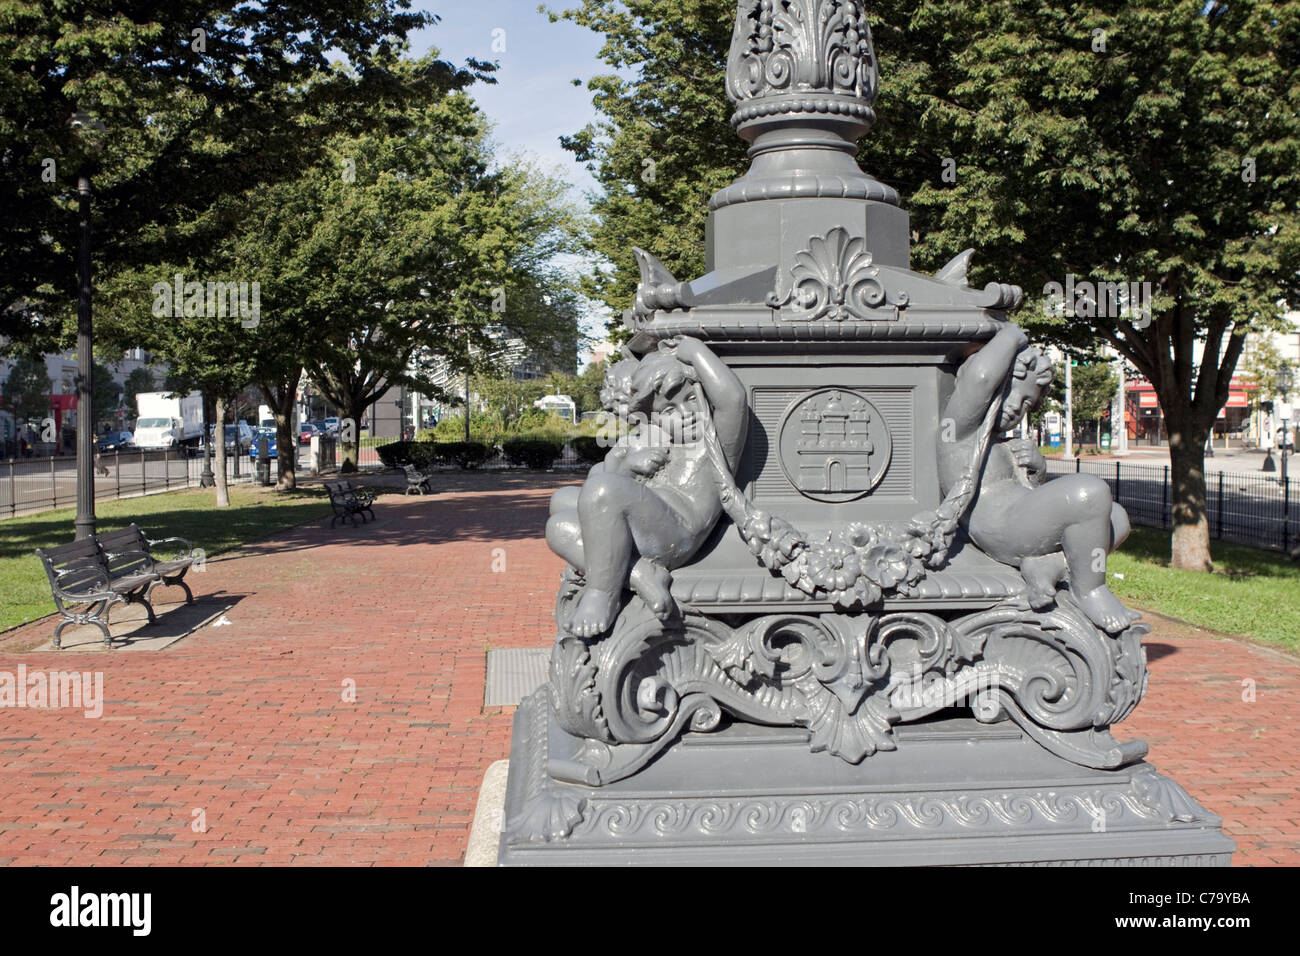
95;524;198;608
324;480;376;527
35;526;199;649
402;462;435;496
34;537;154;649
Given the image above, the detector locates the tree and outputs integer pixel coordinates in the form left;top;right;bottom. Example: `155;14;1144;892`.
196;68;583;472
91;40;500;488
88;360;119;429
572;360;608;416
0;2;485;353
473;376;549;427
121;366;155;411
2;355;52;425
1068;361;1120;448
554;0;1300;570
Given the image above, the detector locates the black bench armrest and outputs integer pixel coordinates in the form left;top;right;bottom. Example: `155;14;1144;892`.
147;536;196;560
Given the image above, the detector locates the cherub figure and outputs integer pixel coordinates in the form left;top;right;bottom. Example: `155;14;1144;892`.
938;323;1138;633
546;336;747;637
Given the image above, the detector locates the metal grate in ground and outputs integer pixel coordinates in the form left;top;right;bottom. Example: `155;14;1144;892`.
484;647;551;707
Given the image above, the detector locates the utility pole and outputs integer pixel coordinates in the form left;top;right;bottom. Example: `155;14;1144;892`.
1115;355;1128;456
1062;355;1075;462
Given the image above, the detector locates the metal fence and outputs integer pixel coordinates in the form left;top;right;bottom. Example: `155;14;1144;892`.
0;449;282;520
1045;458;1297;553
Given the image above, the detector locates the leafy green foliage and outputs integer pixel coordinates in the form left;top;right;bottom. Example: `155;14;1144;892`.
88;360;119;427
1070;362;1120;426
2;355;52;424
0;1;456;348
121;366;155;409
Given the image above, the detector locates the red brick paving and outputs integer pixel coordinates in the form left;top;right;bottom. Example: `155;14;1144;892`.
0;473;1296;865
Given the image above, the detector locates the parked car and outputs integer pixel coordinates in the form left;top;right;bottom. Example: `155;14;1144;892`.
249;430;277;460
299;422;320;445
97;430;134;453
323;417;341;435
209;422;254;454
227;422;254;453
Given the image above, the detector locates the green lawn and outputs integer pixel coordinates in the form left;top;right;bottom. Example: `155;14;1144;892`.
1110;526;1300;652
0;485;330;631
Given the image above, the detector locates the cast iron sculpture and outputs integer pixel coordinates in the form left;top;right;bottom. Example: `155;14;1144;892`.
498;0;1233;865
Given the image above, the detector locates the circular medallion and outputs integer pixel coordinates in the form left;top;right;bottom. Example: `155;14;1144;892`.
777;388;892;502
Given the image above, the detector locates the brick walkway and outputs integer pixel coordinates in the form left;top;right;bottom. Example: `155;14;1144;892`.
0;474;1295;865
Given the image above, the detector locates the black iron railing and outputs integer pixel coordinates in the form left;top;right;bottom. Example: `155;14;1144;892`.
1045;458;1297;553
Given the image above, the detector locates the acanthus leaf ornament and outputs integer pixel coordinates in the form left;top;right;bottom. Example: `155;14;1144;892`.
727;0;880;109
767;227;899;321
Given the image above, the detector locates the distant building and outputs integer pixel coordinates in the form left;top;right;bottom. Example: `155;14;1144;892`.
0;345;161;457
581;340;621;370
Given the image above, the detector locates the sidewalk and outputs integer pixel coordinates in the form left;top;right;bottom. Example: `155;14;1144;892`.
0;473;1295;865
1051;444;1290;478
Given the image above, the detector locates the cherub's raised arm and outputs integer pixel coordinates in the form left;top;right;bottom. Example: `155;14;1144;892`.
671;336;747;471
946;323;1028;433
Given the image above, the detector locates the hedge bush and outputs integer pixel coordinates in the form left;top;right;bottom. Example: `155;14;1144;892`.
375;439;492;470
375;440;413;469
571;435;605;465
435;440;493;469
502;435;564;470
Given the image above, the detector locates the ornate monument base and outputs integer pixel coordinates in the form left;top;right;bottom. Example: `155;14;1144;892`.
499;688;1233;866
498;0;1235;867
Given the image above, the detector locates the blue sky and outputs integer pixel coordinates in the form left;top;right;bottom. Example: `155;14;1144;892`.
405;2;608;199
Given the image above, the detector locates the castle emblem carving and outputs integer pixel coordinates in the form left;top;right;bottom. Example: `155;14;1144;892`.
779;388;891;500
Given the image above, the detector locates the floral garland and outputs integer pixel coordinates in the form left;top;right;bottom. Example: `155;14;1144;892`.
694;382;1002;610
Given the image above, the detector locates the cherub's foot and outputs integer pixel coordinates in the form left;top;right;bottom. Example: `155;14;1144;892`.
629;558;676;621
566;587;622;638
1020;553;1066;610
1076;585;1141;634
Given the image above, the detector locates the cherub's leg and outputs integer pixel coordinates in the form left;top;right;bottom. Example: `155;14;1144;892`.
1110;502;1131;551
1054;477;1140;633
567;472;690;637
1020;553;1066;609
545;509;585;573
549;484;581;515
976;475;1137;633
629;558;675;620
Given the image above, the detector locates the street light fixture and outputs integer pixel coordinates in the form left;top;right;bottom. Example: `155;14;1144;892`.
70;110;105;540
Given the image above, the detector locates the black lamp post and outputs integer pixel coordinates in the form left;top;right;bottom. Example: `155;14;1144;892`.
1278;362;1294;486
70;111;104;540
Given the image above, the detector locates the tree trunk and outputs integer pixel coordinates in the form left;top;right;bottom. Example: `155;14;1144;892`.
275;410;296;491
1165;408;1213;571
259;383;298;490
214;395;230;508
340;395;365;473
